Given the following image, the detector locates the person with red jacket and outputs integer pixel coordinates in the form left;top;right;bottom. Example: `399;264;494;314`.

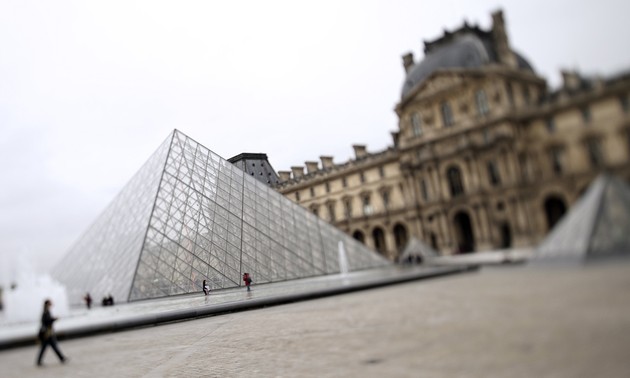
243;273;253;291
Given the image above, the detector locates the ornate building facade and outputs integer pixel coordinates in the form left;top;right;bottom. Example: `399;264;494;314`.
274;10;630;260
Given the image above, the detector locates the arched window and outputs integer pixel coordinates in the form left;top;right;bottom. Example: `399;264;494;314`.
447;166;464;197
372;227;386;255
430;233;438;250
393;224;408;253
544;196;567;231
353;230;365;244
454;211;475;253
500;223;512;249
441;102;454;127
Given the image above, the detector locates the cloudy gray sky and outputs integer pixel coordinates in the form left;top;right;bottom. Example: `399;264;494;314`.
1;0;629;277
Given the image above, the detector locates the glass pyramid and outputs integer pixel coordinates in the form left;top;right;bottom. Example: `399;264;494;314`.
52;130;389;304
534;174;630;263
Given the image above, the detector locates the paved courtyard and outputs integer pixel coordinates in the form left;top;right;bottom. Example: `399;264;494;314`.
1;262;629;377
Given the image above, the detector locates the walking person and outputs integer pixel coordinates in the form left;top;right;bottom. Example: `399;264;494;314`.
202;280;209;296
84;293;92;309
243;273;253;291
36;299;68;366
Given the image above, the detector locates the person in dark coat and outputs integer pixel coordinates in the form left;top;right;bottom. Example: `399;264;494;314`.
202;280;209;296
36;299;67;366
84;293;92;309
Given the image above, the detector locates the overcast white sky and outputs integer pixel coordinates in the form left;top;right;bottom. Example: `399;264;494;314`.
1;0;629;278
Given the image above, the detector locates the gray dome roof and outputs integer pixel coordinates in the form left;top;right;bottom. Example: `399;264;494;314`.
401;33;534;98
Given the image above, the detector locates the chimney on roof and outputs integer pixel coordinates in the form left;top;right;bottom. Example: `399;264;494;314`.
391;131;400;148
278;171;291;182
320;156;334;170
402;52;415;73
592;76;604;91
305;161;319;174
491;10;517;68
291;166;304;179
353;145;367;160
561;70;582;91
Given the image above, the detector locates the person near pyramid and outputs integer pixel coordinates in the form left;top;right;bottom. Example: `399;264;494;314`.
202;280;209;296
243;273;253;291
36;299;68;366
83;292;92;309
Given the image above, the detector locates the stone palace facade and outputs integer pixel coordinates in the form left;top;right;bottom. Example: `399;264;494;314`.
273;10;630;260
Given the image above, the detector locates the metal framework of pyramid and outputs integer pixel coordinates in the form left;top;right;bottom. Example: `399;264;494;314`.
534;174;630;263
52;130;389;304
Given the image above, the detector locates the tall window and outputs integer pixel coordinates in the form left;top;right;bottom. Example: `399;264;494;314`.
311;205;318;217
411;112;423;136
586;139;603;167
420;179;429;202
381;190;390;209
360;172;365;183
581;107;591;124
483;129;491;144
550;147;564;176
310;187;315;198
620;94;629;113
506;82;514;107
362;195;373;216
523;86;531;105
447;166;464;197
475;89;489;116
546;117;556;134
327;202;336;222
325;182;330;193
519;153;530;182
441;101;454;127
343;198;352;219
342;176;347;188
295;192;300;201
487;160;501;186
379;166;385;178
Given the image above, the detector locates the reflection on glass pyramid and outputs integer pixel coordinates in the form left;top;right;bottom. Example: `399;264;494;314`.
52;130;389;304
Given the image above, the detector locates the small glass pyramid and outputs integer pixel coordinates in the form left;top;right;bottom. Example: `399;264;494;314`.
52;130;389;303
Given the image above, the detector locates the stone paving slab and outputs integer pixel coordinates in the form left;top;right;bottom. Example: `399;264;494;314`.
1;262;629;377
